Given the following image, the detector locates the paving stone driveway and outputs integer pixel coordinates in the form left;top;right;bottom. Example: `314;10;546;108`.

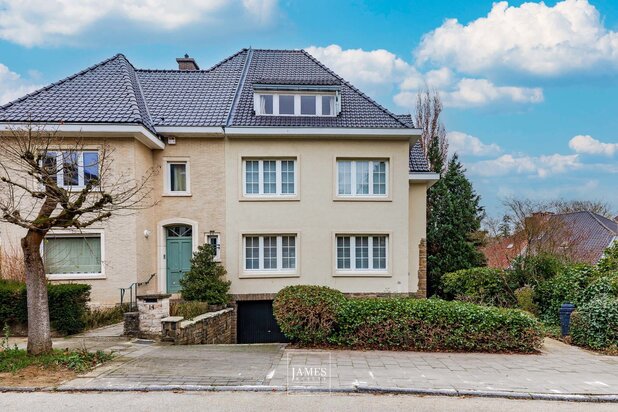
61;337;618;395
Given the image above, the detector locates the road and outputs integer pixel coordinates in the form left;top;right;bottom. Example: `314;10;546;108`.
0;391;615;412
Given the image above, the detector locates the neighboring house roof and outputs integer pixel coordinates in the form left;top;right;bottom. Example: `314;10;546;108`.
0;48;429;169
483;211;618;267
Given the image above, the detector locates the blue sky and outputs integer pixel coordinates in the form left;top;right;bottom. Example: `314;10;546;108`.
1;0;617;217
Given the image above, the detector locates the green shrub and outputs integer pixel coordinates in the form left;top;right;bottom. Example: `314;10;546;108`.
0;280;90;335
535;264;595;324
597;242;618;275
170;301;211;320
331;298;542;353
509;253;565;286
273;285;345;345
180;244;230;305
515;286;538;315
571;296;618;351
84;304;128;330
577;274;618;305
441;267;517;307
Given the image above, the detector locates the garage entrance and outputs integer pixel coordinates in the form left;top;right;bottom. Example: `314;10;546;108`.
236;300;289;344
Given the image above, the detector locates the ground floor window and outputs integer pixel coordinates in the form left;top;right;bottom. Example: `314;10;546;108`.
43;234;102;275
336;234;388;271
243;234;297;272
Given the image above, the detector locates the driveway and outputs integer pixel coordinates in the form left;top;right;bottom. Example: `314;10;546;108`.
60;338;618;397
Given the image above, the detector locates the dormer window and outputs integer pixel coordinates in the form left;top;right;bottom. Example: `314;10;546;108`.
254;92;339;116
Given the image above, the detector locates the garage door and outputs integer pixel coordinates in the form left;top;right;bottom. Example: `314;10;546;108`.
237;300;289;344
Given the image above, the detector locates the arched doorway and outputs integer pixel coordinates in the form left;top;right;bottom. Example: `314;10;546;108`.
165;224;193;293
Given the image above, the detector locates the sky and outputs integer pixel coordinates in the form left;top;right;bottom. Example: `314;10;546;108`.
0;0;617;217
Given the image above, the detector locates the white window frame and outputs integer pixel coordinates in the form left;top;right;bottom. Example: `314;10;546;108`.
163;158;191;196
242;159;297;197
205;232;221;262
334;234;389;275
43;229;105;280
336;159;389;198
242;234;298;276
254;92;338;117
43;150;100;189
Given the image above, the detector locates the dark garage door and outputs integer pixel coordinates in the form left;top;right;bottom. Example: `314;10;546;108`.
237;300;289;344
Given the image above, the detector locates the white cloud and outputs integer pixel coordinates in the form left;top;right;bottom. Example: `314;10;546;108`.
442;78;543;107
305;45;415;86
469;153;581;177
569;135;618;156
416;0;618;76
0;0;278;46
447;131;501;156
0;63;42;106
307;44;545;109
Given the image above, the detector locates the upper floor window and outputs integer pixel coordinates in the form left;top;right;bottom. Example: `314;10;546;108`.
337;159;388;197
255;93;337;116
164;159;190;196
42;151;99;189
243;159;296;197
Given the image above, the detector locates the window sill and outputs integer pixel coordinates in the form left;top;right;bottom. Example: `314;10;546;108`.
47;274;106;281
162;192;192;197
240;196;300;202
333;196;391;202
239;272;299;279
332;271;391;277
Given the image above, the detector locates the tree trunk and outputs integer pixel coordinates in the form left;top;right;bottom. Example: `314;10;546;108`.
21;230;52;355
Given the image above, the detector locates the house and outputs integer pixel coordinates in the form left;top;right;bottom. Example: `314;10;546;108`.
0;49;438;342
483;211;617;268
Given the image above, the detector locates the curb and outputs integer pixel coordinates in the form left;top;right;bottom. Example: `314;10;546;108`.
2;384;618;402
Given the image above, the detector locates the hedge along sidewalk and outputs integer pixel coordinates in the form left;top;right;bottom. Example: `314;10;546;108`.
273;286;543;353
0;281;91;335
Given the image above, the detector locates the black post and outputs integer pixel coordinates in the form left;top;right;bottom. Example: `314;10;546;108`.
559;303;576;336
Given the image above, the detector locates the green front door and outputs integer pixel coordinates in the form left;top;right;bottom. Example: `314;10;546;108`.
165;225;193;293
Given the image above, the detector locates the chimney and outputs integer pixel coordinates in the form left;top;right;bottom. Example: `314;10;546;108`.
176;54;199;71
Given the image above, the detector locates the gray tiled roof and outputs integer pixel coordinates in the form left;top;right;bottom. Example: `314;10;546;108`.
396;114;431;173
0;54;156;132
0;48;429;169
552;211;617;263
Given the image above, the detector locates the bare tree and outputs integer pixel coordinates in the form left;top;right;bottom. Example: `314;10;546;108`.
0;124;156;354
549;199;614;219
414;87;448;173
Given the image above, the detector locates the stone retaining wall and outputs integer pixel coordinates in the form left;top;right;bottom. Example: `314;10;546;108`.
161;308;234;345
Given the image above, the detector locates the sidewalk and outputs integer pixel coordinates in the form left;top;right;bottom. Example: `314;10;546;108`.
54;337;618;401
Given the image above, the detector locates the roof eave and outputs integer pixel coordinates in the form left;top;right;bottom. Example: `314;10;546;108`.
0;122;164;150
409;172;440;187
224;126;421;138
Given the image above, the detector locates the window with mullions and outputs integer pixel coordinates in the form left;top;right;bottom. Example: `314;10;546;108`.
336;235;388;272
42;151;100;188
243;235;297;272
243;159;296;197
337;160;388;197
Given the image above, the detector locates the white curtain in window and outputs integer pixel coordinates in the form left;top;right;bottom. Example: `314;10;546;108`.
260;95;267;114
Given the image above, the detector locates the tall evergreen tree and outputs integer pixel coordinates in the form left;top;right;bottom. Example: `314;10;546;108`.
426;155;486;295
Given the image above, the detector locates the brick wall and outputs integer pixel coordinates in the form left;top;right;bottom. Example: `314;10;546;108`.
161;308;234;345
416;238;427;298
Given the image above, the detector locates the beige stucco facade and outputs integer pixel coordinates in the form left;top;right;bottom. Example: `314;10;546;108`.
0;132;432;305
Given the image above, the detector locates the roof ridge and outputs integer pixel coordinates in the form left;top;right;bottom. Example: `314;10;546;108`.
117;56;146;124
300;49;411;129
587;211;617;235
135;48;249;74
0;54;126;110
225;48;253;127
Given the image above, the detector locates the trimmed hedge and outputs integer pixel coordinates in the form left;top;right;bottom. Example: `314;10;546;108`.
571;296;618;351
273;285;345;345
441;267;517;307
0;280;91;335
273;286;543;353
